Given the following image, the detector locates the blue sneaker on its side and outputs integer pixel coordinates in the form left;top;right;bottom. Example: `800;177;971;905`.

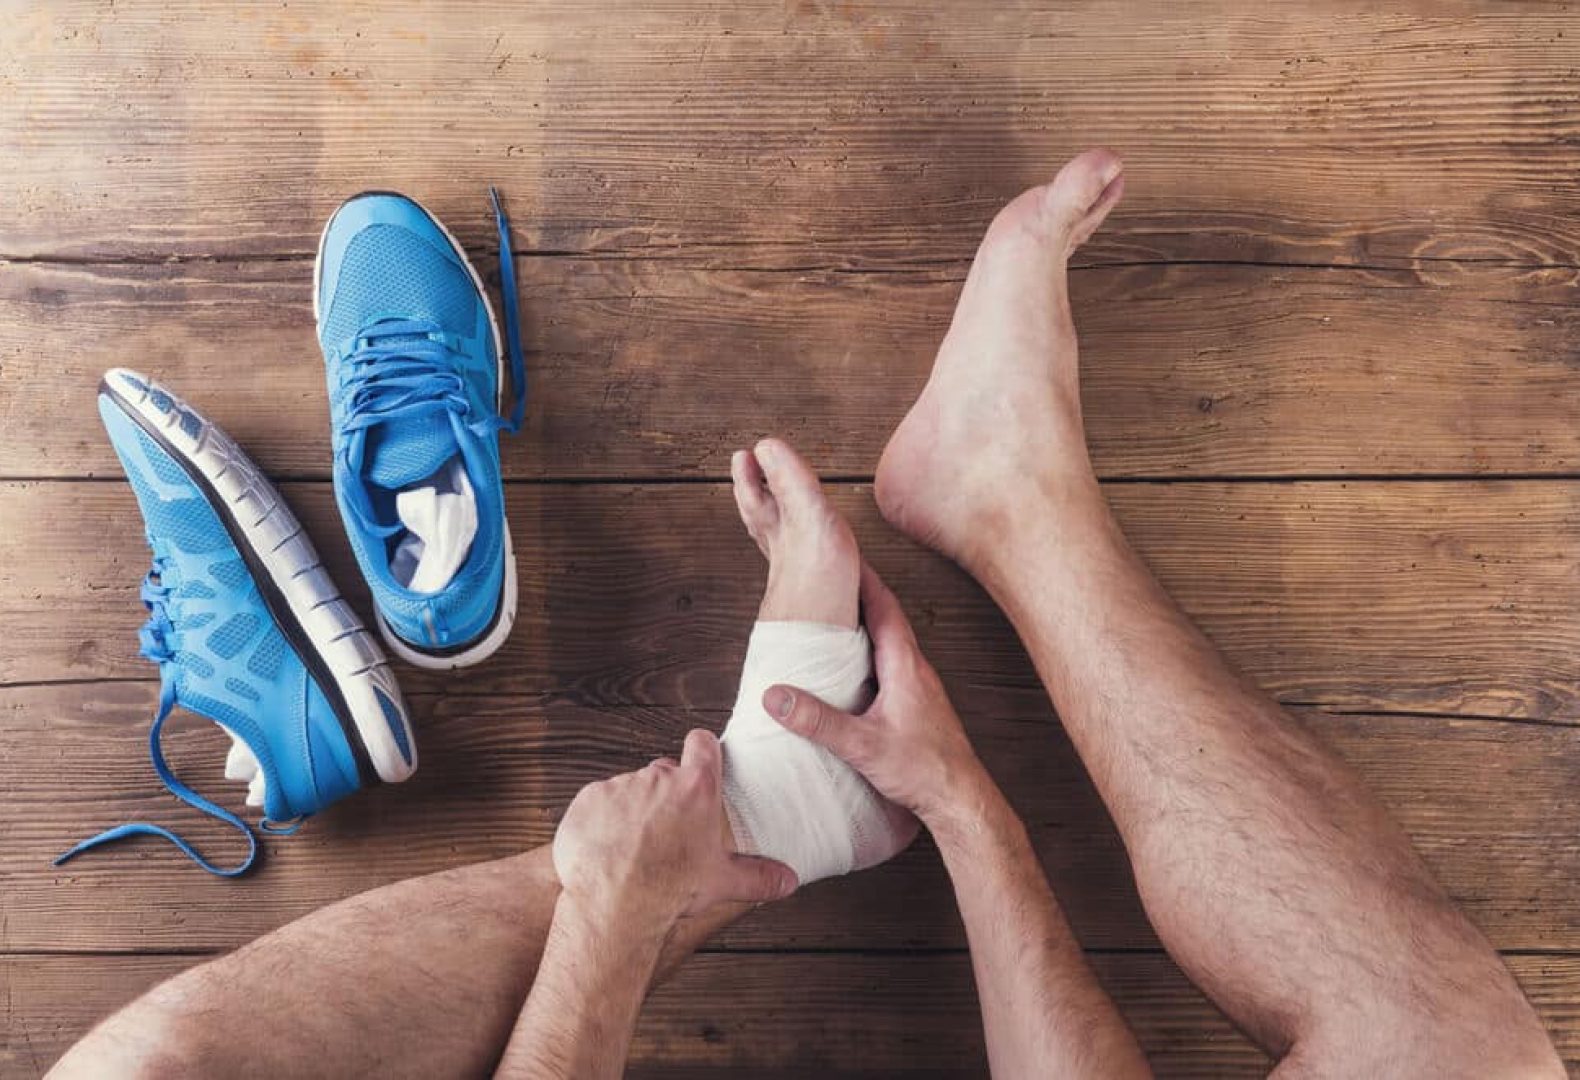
314;189;526;670
58;370;418;877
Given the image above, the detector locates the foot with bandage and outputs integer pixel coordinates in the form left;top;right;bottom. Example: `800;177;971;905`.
720;438;919;886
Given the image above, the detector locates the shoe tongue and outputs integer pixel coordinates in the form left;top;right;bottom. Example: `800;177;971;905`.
366;413;458;489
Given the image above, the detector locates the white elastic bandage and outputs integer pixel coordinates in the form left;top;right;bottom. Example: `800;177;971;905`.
721;620;901;885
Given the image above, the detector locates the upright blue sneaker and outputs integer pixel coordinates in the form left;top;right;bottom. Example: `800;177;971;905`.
58;370;418;877
315;189;526;669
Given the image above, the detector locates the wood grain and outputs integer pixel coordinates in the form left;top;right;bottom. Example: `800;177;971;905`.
5;259;1580;481
6;950;1580;1078
6;3;1579;1074
5;680;1577;953
3;3;1579;268
3;479;1578;719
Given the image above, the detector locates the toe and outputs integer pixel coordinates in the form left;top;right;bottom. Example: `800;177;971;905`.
1042;148;1123;247
731;449;778;553
979;149;1123;260
752;438;825;521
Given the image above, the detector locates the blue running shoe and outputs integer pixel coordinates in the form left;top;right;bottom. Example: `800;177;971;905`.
58;370;418;877
315;189;526;669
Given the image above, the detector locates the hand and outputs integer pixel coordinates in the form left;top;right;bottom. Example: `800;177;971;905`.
763;563;993;829
552;729;799;935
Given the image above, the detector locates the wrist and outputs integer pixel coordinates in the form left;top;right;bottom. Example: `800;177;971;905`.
919;758;1011;851
555;886;675;962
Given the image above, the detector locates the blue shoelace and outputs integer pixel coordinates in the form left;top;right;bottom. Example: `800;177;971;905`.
54;559;298;878
338;188;528;537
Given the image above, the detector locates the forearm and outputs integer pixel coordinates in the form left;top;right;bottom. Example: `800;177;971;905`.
52;850;562;1080
931;774;1149;1079
496;896;666;1079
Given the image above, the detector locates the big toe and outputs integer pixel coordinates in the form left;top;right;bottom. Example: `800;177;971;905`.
981;149;1124;260
731;449;778;551
753;438;825;521
1042;148;1124;248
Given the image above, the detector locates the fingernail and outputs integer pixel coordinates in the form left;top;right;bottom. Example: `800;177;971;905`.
780;870;799;896
756;440;777;463
769;687;795;718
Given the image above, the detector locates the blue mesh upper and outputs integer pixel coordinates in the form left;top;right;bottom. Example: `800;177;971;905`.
98;395;364;821
177;650;215;680
352;437;506;644
177;580;216;600
323;224;478;346
324;224;479;491
144;438;196;487
118;436;232;554
247;631;288;682
207;612;260;659
317;195;512;653
366;414;456;489
209;557;250;591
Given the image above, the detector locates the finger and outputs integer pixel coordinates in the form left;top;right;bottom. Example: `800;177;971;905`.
859;561;918;657
708;853;799;906
679;728;724;792
646;756;679;772
763;685;869;767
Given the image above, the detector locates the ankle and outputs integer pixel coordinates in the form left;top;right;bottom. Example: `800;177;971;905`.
957;465;1106;580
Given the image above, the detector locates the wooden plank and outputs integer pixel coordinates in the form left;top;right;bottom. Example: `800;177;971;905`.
6;951;1580;1078
5;259;1580;481
2;480;1578;719
3;3;1578;268
4;678;1577;952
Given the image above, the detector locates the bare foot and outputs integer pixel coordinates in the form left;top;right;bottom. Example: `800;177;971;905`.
731;438;861;627
875;149;1124;568
726;437;917;871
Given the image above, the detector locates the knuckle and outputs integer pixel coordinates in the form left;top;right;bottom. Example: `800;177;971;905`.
803;697;828;733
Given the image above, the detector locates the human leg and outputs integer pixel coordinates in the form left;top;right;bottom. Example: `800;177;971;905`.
48;847;746;1079
877;150;1560;1075
53;440;913;1080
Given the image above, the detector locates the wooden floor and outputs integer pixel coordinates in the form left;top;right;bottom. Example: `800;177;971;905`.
4;2;1580;1075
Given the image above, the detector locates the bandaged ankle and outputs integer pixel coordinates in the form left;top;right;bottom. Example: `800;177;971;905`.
721;620;905;885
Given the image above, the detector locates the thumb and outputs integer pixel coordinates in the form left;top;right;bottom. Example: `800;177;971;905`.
709;853;799;906
763;685;870;767
679;727;723;785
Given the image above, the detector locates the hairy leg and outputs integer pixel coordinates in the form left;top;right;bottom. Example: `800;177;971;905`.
877;150;1560;1076
49;847;747;1079
53;445;892;1080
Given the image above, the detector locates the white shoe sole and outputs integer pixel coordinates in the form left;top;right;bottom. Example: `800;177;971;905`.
313;191;519;669
101;368;418;785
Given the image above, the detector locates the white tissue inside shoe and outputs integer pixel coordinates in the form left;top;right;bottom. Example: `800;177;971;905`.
389;458;478;594
219;725;267;808
224;736;258;782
